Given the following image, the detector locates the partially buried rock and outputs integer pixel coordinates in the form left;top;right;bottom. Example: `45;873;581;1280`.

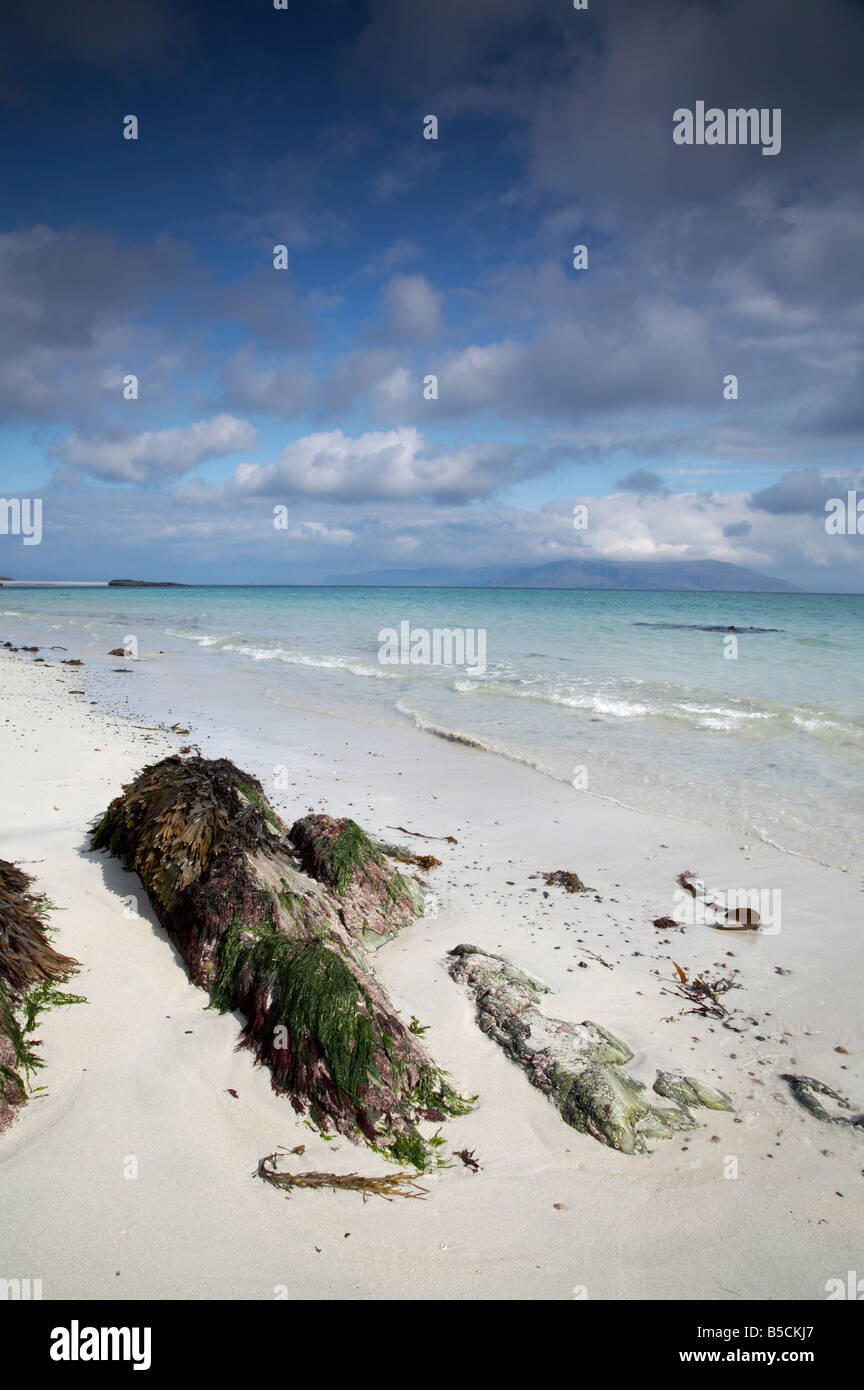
781;1074;864;1128
448;944;733;1154
653;1071;733;1112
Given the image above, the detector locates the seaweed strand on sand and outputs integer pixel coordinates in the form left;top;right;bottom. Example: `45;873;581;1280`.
256;1150;429;1201
90;756;470;1167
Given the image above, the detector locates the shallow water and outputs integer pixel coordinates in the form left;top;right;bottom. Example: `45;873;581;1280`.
3;585;863;870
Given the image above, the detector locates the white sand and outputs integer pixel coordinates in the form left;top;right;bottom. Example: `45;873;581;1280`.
1;648;862;1300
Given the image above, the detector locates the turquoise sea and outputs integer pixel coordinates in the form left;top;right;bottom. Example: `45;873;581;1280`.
3;585;863;871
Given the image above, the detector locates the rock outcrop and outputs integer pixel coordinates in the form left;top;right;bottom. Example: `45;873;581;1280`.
448;944;732;1154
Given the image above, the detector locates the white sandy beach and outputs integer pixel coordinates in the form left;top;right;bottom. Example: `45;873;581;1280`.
1;646;862;1301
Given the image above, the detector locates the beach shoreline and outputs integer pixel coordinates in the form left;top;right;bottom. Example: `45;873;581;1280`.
1;645;862;1301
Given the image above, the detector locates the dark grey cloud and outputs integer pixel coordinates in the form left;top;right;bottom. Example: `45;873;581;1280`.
748;468;851;516
0;0;190;97
0;226;190;354
617;469;665;494
349;0;863;216
723;520;751;537
0;225;312;427
349;0;540;93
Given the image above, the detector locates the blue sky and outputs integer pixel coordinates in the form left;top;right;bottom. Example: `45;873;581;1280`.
1;0;863;589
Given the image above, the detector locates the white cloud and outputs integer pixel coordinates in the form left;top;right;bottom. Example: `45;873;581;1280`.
229;426;534;502
279;520;356;547
53;414;257;483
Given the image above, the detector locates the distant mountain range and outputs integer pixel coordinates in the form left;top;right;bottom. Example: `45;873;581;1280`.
324;558;802;592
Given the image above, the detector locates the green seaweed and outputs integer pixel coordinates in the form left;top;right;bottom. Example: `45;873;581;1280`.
233;775;283;831
0;972;86;1101
301;819;416;911
210;919;473;1164
384;1130;432;1170
412;1064;476;1118
272;941;379;1100
211;924;380;1101
322;820;381;896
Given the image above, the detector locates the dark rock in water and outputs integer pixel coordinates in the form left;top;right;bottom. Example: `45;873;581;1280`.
90;756;470;1164
108;647;128;657
781;1074;863;1127
448;944;733;1154
634;622;780;634
107;579;184;587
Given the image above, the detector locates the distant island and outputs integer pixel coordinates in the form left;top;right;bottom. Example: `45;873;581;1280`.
324;558;802;593
107;579;185;587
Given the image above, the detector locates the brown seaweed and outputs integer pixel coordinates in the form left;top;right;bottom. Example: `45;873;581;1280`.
0;860;78;993
256;1151;429;1200
543;870;591;893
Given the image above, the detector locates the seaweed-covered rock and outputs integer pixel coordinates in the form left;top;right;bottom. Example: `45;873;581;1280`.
91;757;468;1164
448;944;734;1154
289;815;424;947
0;861;81;1133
